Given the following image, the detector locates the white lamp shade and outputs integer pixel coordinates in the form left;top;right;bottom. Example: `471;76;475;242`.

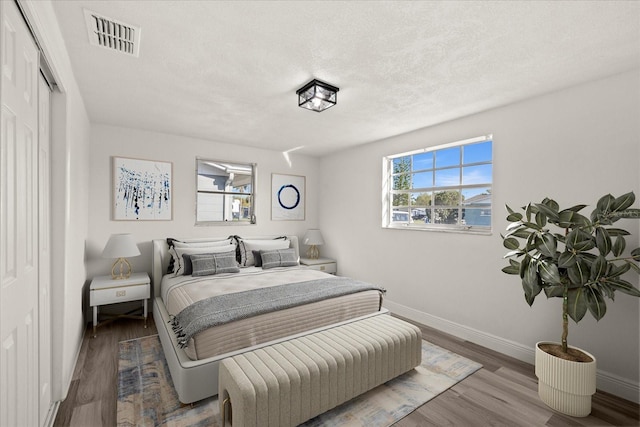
102;234;141;258
303;229;324;246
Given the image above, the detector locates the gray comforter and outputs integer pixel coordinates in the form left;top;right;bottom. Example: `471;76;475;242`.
170;276;385;348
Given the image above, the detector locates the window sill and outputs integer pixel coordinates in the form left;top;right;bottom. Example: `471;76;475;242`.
382;224;492;236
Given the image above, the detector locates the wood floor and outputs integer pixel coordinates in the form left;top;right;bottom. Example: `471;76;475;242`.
54;314;639;427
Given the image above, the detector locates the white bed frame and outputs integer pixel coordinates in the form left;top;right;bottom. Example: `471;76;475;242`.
151;235;388;403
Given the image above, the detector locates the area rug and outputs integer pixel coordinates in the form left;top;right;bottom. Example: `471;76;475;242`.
117;335;482;426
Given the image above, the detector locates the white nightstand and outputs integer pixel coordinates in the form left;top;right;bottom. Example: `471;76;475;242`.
300;257;337;275
89;272;150;337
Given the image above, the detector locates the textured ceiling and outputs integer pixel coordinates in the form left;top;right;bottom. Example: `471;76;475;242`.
51;1;640;156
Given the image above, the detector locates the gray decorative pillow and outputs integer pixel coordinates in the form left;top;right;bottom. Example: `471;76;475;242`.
191;252;240;276
260;248;298;269
237;238;290;267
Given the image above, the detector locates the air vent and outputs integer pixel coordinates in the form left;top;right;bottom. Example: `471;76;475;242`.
83;9;141;57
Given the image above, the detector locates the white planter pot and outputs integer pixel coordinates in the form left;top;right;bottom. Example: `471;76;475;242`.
535;342;597;417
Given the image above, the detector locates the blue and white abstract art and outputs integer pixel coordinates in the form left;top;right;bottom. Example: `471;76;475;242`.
271;173;305;220
113;157;172;220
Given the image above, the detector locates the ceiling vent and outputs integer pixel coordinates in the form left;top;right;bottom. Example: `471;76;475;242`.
84;9;141;57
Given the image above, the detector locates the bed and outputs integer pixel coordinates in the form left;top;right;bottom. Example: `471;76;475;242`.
151;235;388;403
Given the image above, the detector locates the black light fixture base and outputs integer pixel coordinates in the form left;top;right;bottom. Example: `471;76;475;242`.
296;79;339;112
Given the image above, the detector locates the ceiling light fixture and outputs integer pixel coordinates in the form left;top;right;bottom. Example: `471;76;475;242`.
296;79;339;112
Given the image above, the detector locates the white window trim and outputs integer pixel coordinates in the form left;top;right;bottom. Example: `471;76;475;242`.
382;134;493;235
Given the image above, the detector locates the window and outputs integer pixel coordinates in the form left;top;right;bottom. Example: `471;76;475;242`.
196;159;256;225
383;135;492;233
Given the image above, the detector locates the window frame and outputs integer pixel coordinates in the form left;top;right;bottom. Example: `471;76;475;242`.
382;135;493;234
195;158;257;226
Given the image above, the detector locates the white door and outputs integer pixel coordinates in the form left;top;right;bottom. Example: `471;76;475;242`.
38;74;52;427
1;1;41;426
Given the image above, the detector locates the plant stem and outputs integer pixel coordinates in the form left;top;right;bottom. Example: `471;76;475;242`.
562;285;568;353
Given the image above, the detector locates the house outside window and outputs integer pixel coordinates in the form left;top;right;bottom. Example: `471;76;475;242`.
383;135;492;234
196;159;256;225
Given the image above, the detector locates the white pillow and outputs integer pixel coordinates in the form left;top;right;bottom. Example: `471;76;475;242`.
238;239;290;267
174;245;236;276
173;238;234;248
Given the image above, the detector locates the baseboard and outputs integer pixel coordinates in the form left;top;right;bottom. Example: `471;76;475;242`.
384;300;640;404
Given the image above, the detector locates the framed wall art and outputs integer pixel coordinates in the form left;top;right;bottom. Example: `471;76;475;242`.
112;156;172;220
271;173;305;221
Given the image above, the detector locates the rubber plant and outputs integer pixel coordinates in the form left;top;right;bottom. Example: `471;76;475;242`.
501;191;640;360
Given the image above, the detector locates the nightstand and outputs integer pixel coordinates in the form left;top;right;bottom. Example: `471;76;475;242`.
89;272;150;337
300;257;337;275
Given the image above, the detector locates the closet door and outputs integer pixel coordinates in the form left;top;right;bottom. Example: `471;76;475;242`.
0;1;41;426
38;74;52;427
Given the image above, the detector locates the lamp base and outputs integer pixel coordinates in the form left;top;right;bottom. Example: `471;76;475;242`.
306;245;320;260
111;257;132;280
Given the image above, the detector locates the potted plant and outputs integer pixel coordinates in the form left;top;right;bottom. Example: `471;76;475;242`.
501;191;640;417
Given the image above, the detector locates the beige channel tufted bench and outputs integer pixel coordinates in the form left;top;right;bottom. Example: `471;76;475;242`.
218;314;422;427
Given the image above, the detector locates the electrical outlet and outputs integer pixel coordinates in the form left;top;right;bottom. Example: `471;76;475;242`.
116;290;126;297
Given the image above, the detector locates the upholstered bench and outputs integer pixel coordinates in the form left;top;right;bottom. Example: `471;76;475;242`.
218;314;422;427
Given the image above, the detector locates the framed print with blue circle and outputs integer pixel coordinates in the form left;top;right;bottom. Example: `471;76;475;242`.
271;173;305;220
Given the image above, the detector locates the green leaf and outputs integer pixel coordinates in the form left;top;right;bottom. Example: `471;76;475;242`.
612;235;626;257
565;204;588;213
558;210;591;228
612;209;640;220
506;221;524;231
611;192;635;212
535;233;557;258
505;204;515;215
505;228;532;239
542;198;560;212
595;227;611;256
502;265;520;275
628;261;640;273
605;228;631;237
585;286;607;321
506;212;523;222
558;251;577;268
503;249;525;259
525;203;532;223
520;256;530;278
502;259;521;275
503;237;520;250
632;248;640;261
567;258;589;285
597;194;615;213
535;211;547;227
608;262;630;278
567;288;588;323
539;260;562;284
604;279;640;297
522;221;542;231
521;272;542;306
534;203;559;222
566;229;595;252
544;284;565;298
523;260;538;289
589;255;607;281
600;282;616;299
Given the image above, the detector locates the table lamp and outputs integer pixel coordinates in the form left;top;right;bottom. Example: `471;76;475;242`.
303;229;324;259
102;233;141;279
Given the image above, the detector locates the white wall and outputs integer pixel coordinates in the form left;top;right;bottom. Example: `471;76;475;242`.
87;124;320;280
50;91;91;401
319;70;640;402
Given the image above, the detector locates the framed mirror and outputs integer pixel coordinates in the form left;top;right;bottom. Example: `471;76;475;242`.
196;159;256;225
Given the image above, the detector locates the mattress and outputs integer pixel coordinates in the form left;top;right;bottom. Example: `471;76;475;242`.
161;266;384;360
